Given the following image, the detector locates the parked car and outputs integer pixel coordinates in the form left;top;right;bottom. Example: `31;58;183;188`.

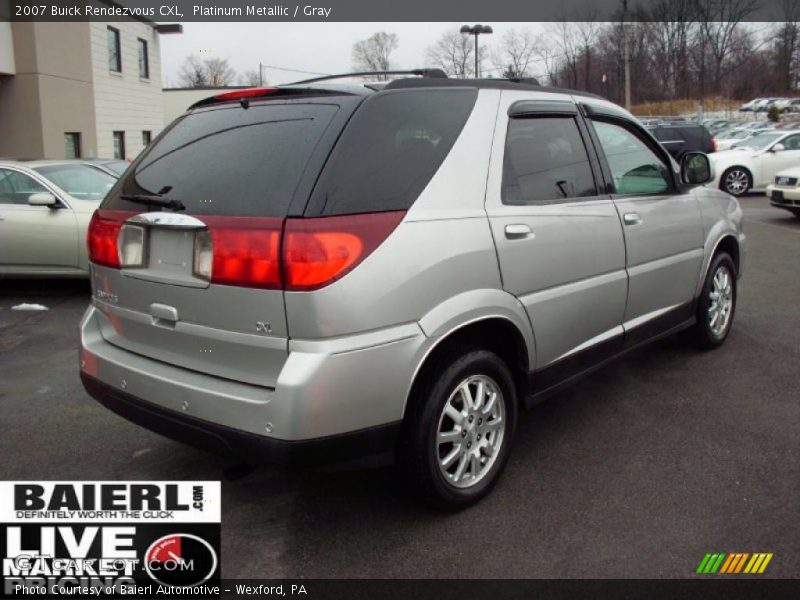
0;160;117;277
709;129;800;196
715;128;773;151
754;98;779;112
79;75;745;508
770;98;798;113
765;166;800;218
740;98;768;112
648;124;715;159
83;158;130;177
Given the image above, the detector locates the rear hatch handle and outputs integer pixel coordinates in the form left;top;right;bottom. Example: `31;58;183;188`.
150;303;179;328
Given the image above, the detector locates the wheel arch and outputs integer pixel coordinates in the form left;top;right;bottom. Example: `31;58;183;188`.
695;232;741;298
404;314;533;420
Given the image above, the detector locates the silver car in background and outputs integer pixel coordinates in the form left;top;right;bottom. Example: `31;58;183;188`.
79;76;745;508
0;160;117;277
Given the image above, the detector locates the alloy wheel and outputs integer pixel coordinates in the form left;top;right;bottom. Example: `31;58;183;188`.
708;265;734;338
436;374;505;489
724;169;749;195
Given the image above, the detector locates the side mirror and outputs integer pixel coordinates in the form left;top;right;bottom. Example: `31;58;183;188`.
28;192;57;207
680;152;713;186
772;143;785;152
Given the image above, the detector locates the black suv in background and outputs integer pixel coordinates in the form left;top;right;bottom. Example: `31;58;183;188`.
648;124;715;160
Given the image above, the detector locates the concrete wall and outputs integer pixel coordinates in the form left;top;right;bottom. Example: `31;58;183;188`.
0;22;15;75
90;21;164;159
0;22;96;159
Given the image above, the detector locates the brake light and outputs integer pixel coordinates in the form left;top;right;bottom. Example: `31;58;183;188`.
711;138;718;152
200;216;283;289
87;210;137;268
283;211;405;291
213;87;278;101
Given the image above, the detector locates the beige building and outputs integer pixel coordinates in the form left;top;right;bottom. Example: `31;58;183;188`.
0;13;180;160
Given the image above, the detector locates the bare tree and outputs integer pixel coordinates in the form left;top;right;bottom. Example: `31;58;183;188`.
696;0;760;94
352;32;399;77
177;55;237;87
205;58;236;86
493;28;538;78
773;0;800;90
426;29;486;78
239;70;262;87
550;21;582;88
177;55;208;87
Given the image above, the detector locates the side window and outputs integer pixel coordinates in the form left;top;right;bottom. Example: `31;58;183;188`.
592;120;671;195
502;116;597;204
0;169;48;205
781;134;800;150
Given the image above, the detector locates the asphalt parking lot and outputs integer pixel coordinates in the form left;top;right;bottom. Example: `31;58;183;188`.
1;195;798;579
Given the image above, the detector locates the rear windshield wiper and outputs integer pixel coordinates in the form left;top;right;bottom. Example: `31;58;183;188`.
121;186;185;211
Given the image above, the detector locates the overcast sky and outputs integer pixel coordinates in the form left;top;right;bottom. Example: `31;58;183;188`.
159;22;548;86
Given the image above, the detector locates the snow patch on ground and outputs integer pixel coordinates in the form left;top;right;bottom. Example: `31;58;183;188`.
11;303;49;311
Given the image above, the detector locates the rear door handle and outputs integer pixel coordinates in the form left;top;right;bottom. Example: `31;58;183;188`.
623;212;642;226
504;224;534;240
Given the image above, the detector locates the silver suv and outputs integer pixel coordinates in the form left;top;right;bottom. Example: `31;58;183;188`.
80;75;745;508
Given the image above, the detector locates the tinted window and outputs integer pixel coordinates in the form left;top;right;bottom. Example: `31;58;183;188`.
593;120;670;195
138;38;149;78
35;164;116;201
0;169;47;204
103;102;339;217
502;116;596;203
306;89;477;216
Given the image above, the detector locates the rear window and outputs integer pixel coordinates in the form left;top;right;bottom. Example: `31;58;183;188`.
102;101;339;217
305;88;477;216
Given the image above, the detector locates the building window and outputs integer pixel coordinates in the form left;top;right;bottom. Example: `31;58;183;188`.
142;131;152;146
113;131;126;160
107;27;121;72
64;133;81;159
138;38;149;79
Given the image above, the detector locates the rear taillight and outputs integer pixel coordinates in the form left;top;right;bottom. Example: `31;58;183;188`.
200;216;283;289
711;138;718;152
283;211;405;291
87;210;136;268
198;211;404;290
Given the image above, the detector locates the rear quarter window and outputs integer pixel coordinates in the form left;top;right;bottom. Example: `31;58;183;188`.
305;88;478;216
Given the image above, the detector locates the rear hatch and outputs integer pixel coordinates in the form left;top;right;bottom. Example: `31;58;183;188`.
90;93;359;388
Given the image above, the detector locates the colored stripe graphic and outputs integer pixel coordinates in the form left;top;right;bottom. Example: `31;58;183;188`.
696;554;712;573
757;553;773;573
700;552;774;574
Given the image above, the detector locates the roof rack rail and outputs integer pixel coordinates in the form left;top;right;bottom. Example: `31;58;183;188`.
506;77;540;86
289;69;448;85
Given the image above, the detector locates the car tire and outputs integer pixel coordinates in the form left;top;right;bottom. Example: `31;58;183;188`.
398;347;518;510
684;252;737;350
720;167;752;196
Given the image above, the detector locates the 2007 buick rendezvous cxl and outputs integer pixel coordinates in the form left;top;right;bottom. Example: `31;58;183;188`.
80;71;745;508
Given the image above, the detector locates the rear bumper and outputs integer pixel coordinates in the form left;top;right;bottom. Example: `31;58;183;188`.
80;305;424;465
81;372;400;467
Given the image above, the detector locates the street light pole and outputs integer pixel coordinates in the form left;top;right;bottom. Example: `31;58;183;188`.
460;24;493;78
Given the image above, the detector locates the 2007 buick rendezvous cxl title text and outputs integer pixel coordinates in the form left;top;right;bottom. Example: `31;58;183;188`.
80;72;745;508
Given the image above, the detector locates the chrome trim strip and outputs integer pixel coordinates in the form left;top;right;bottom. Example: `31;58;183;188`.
127;212;207;228
623;303;681;331
551;325;624;364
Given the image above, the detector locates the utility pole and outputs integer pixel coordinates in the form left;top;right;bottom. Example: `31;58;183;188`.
622;0;631;110
258;63;263;86
460;25;493;78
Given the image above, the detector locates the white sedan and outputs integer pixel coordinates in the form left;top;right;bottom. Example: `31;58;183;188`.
766;166;800;218
0;160;117;277
708;129;800;196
